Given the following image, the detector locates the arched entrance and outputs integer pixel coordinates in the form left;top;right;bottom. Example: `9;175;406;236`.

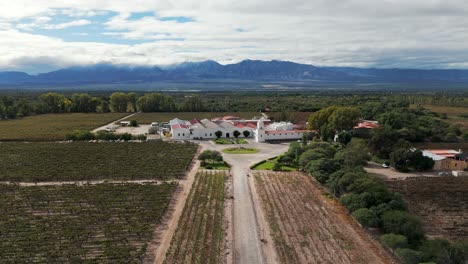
226;133;230;138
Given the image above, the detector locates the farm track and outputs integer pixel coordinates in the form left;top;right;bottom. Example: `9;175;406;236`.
254;171;395;264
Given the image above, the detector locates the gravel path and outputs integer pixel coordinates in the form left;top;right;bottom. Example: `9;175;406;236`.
198;140;288;264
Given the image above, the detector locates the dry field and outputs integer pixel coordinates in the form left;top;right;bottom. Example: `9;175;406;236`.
254;172;394;264
163;171;227;264
386;177;468;241
420;104;468;130
0;113;127;141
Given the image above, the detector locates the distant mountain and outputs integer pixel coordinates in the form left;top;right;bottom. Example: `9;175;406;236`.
0;71;34;84
1;60;468;86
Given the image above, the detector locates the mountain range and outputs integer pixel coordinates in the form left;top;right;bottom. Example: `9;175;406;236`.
1;60;468;87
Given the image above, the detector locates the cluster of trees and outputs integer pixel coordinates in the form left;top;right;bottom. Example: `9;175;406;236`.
0;96;33;119
290;138;468;264
65;130;146;141
307;106;361;140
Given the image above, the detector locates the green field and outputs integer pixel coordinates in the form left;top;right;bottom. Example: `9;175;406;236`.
0;141;198;182
124;112;260;124
0;183;176;263
222;147;260;154
164;171;226;264
0;113;127;141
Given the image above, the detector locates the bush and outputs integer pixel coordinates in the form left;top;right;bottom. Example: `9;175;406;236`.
382;210;424;245
395;248;422;264
380;234;409;250
198;150;223;161
272;163;282;171
130;120;138;127
340;193;367;213
352;208;379;227
65;130;95;141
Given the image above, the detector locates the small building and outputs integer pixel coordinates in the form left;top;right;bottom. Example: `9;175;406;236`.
119;121;131;126
422;149;467;171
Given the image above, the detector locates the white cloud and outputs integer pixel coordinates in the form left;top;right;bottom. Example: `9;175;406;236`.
43;19;91;29
1;1;468;72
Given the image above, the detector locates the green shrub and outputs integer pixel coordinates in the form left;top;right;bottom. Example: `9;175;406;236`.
380;233;408;249
130;120;138;127
395;248;422;264
352;208;379;227
382;210;424;245
65;130;95;141
272;163;282;171
340;193;367;213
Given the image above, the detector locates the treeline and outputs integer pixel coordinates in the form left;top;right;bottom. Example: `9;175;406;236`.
0;92;208;119
285;140;468;264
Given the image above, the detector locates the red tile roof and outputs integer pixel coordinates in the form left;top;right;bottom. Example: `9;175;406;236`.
354;121;380;129
265;130;311;134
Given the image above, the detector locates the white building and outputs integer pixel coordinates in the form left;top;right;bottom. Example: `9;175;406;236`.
169;118;254;140
170;116;311;142
254;118;311;143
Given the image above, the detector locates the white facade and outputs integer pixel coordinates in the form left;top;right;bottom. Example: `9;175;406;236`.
170;118;253;140
254;118;310;143
170;116;311;143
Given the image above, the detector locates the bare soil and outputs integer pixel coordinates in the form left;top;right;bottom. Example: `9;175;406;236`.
385;176;468;241
254;171;396;264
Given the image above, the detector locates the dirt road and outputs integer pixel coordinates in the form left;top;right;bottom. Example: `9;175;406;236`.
92;112;139;132
198;140;288;264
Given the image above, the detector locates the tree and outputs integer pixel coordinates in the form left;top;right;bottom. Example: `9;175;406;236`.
70;93;98;113
307;106;361;141
395;248;422;264
334;138;370;167
233;130;241;138
182;95;205;111
198;150;223;161
215;131;223;138
39;92;69;113
130;120;138;127
379;233;409;250
243;130;250;138
109;92;129;112
136;93;175;112
382;210;424;245
352;208;379;227
127;92;138;112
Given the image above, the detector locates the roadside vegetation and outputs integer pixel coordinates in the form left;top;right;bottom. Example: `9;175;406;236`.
0;182;177;263
164;171;226;264
0;141;197;182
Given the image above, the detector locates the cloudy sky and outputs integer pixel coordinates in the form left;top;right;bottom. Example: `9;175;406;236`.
1;0;468;73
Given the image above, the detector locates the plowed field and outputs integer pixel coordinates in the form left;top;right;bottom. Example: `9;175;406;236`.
254;172;394;264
